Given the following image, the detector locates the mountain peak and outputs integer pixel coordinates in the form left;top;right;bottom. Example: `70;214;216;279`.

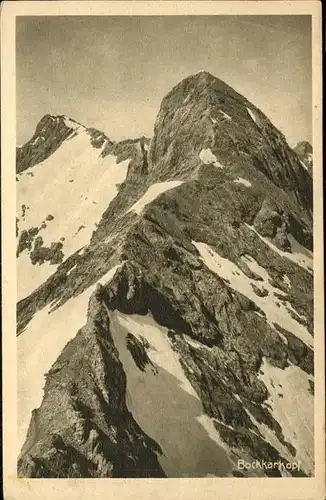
37;114;85;132
293;141;313;175
189;70;216;81
165;70;244;105
294;140;312;155
16;114;86;174
150;71;312;212
181;70;227;86
16;70;314;479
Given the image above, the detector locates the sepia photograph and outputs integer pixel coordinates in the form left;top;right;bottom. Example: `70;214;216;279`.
1;1;324;499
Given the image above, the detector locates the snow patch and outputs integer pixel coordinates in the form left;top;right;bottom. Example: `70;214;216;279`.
196;414;234;467
17;263;122;453
116;313;198;397
97;263;124;286
17;254;55;302
246;107;257;123
183;334;211;350
17;130;130;300
127;181;184;215
66;264;77;276
62;116;84;131
30;137;39;146
242;406;294;473
258;358;314;475
300;160;309;171
245;224;313;274
283;275;291;288
233;177;252;188
199;149;224;169
183;93;192;105
109;311;233;477
218;110;232;121
288;235;313;262
192;241;313;348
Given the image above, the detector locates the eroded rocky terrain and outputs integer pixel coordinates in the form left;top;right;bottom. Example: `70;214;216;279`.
17;71;314;478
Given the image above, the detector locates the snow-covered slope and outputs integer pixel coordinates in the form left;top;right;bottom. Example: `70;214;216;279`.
16;123;130;301
17;264;123;454
109;311;234;477
193;241;313;348
258;358;314;474
126;181;184;215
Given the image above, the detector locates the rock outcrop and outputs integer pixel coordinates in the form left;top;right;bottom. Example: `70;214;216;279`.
18;288;165;478
17;115;84;174
293;141;313;175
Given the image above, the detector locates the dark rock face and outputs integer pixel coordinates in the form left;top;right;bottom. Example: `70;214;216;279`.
16;226;64;265
253;200;283;238
149;72;312;212
17;227;39;256
87;127;112;149
125;332;156;372
17;71;314;478
293;141;313;175
30;238;64;266
16;115;82;174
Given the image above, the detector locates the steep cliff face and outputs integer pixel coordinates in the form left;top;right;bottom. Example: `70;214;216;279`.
18;286;165;478
17;72;314;478
149;72;312;212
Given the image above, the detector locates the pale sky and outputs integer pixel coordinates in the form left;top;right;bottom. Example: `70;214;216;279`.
16;15;311;147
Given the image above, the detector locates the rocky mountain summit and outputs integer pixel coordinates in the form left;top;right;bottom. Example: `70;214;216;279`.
293;141;313;175
17;71;314;478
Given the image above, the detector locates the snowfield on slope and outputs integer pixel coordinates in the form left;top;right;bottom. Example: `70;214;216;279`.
17;253;56;302
192;240;314;473
192;241;313;348
233;177;252;188
242;405;294;475
62;115;84;131
258;358;314;475
246;107;258;123
109;311;234;477
126;181;184;215
16;130;130;301
199;148;224;168
17;264;122;456
245;224;313;274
